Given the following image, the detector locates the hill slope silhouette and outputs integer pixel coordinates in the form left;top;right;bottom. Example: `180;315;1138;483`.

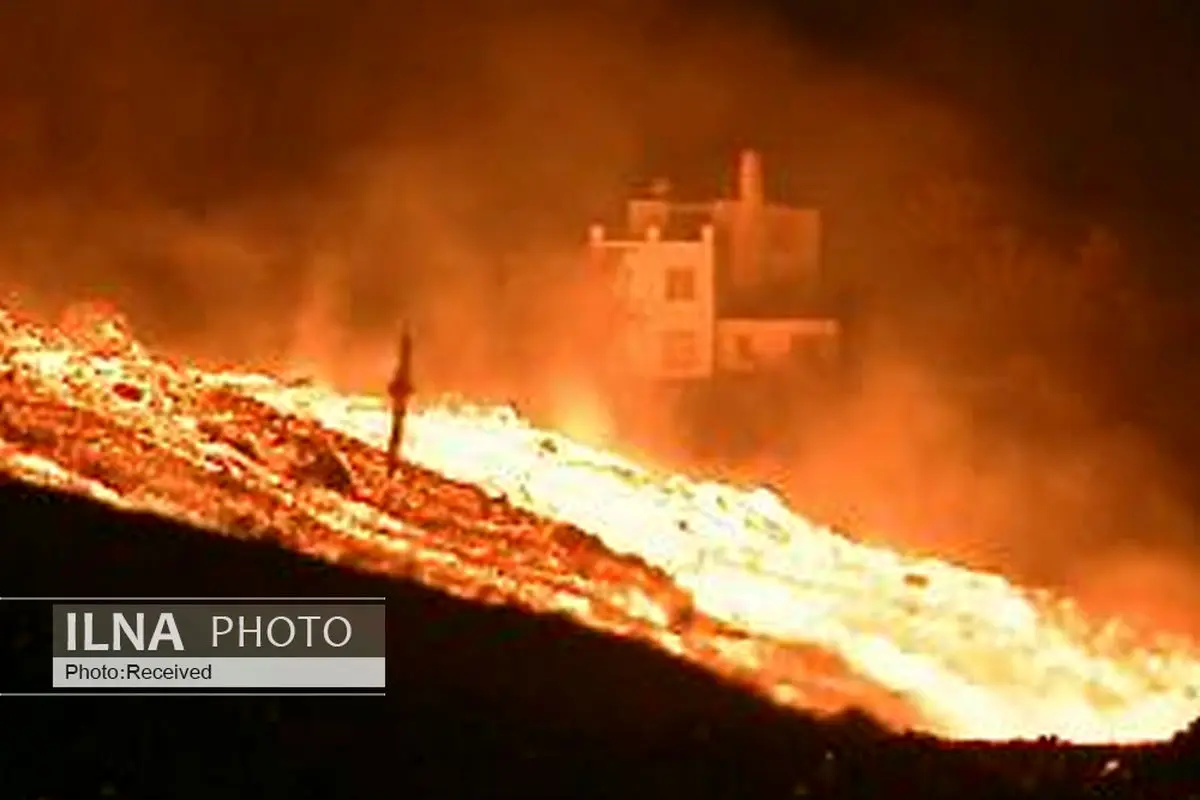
1;475;1197;799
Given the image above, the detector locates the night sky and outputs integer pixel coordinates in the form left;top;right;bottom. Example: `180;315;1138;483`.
0;0;1195;355
0;5;1194;213
779;2;1200;285
0;3;1196;214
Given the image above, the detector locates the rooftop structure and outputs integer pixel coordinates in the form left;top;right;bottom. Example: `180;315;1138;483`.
587;150;839;381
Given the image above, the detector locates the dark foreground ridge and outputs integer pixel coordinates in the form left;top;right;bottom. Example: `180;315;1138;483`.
1;476;1197;800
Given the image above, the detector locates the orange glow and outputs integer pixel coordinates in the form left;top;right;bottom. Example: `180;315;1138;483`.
1;302;1198;744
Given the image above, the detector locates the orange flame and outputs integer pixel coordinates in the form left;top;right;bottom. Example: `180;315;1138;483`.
1;302;1198;743
252;386;1200;743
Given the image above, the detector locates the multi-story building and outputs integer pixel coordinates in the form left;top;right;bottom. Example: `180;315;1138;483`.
587;149;839;385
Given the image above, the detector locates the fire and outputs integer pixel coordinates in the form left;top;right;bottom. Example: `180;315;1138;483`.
1;301;1198;744
257;389;1200;743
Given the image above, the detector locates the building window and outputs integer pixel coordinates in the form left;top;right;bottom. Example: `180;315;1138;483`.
789;331;836;371
789;332;817;370
789;332;807;356
664;267;696;301
735;334;754;362
661;330;698;371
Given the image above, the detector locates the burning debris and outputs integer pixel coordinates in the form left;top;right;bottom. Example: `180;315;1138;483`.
284;434;355;493
58;300;139;357
0;300;1197;744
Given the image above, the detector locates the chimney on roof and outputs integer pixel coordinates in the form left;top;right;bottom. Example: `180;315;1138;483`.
737;149;763;207
730;149;765;291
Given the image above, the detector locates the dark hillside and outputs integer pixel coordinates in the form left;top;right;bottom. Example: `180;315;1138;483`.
0;476;1197;799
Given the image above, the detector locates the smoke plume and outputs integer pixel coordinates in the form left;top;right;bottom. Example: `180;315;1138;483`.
0;1;1195;637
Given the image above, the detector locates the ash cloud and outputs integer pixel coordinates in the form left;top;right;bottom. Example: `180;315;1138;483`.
0;1;1195;638
755;351;1200;640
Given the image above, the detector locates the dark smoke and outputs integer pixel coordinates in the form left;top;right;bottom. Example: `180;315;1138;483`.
0;1;1195;637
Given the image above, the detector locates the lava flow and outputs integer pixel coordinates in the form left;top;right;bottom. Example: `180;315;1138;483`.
2;302;1199;744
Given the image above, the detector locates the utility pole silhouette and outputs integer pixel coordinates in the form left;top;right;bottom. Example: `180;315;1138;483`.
385;324;414;477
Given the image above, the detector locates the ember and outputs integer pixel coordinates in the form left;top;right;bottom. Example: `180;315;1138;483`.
0;301;1197;744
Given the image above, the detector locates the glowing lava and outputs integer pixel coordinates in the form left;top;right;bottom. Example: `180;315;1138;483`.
250;387;1200;744
1;301;1198;744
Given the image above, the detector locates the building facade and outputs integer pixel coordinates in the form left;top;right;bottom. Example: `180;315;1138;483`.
587;149;839;383
587;222;717;381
